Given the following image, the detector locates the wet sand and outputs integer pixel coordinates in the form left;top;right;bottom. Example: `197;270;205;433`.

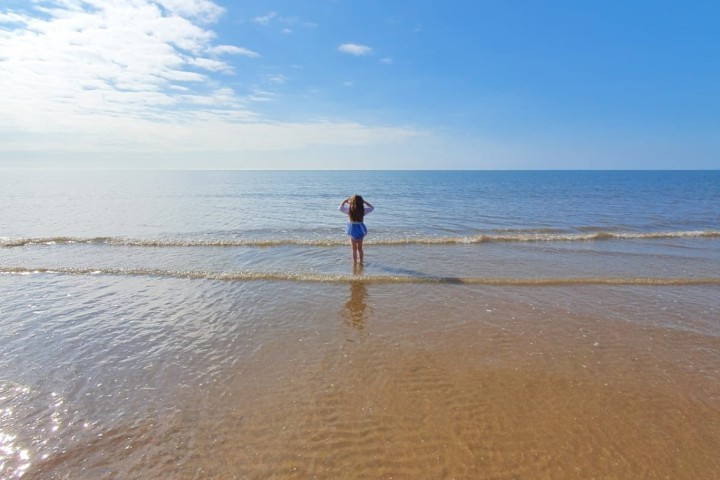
3;278;719;479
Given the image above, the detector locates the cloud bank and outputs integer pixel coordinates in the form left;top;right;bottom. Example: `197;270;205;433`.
0;1;256;124
0;1;419;167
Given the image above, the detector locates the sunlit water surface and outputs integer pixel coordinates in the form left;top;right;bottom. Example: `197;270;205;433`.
1;170;719;478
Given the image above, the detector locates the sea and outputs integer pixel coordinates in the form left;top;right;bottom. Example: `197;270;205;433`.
1;170;719;478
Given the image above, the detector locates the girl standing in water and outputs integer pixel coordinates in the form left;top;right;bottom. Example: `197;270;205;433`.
339;195;374;263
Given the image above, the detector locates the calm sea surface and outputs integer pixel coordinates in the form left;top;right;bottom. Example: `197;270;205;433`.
1;170;719;478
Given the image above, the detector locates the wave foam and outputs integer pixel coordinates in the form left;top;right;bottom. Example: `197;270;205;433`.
2;267;719;286
2;230;719;249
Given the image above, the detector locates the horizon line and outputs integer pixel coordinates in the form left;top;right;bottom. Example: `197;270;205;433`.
1;168;718;172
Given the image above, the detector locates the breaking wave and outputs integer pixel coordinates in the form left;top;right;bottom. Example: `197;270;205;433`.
2;230;719;248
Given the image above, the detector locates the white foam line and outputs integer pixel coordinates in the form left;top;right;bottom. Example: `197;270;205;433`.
2;267;719;286
2;230;719;249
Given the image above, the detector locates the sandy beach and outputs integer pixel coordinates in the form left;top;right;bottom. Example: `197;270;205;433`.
3;277;718;479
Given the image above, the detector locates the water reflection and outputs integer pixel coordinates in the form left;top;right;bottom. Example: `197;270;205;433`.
341;264;371;329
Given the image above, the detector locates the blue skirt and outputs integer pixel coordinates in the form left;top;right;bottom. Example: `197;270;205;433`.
346;222;367;240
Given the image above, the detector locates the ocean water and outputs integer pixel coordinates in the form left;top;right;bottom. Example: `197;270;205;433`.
1;170;719;478
2;170;720;282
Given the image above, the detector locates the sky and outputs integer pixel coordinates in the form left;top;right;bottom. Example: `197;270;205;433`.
0;0;718;169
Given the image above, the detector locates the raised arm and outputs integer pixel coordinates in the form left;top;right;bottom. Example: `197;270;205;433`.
363;200;374;214
339;197;350;213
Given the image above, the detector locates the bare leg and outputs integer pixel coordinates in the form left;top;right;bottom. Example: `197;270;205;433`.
351;239;359;263
357;239;364;263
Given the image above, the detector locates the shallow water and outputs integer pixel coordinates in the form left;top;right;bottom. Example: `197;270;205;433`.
1;170;719;478
2;276;719;478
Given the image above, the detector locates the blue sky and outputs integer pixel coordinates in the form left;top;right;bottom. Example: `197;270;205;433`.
0;0;718;169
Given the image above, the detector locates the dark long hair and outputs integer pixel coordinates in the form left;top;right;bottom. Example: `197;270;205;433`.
348;195;365;222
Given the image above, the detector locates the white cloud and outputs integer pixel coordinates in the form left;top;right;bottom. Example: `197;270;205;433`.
266;74;288;84
186;56;230;72
0;1;423;166
0;0;257;123
244;89;276;103
252;11;277;25
155;0;224;23
338;43;373;56
252;11;316;30
0;116;421;153
207;44;260;57
380;57;393;64
0;11;29;24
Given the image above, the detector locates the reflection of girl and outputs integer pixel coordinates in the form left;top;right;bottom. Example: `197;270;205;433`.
340;263;371;330
345;279;368;329
339;195;374;263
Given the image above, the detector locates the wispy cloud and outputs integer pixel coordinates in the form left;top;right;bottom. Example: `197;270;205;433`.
338;43;373;56
0;11;28;24
155;0;225;23
252;11;277;25
0;1;421;165
207;45;260;57
0;0;257;124
252;11;316;30
266;74;288;85
1;116;422;155
380;57;393;65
